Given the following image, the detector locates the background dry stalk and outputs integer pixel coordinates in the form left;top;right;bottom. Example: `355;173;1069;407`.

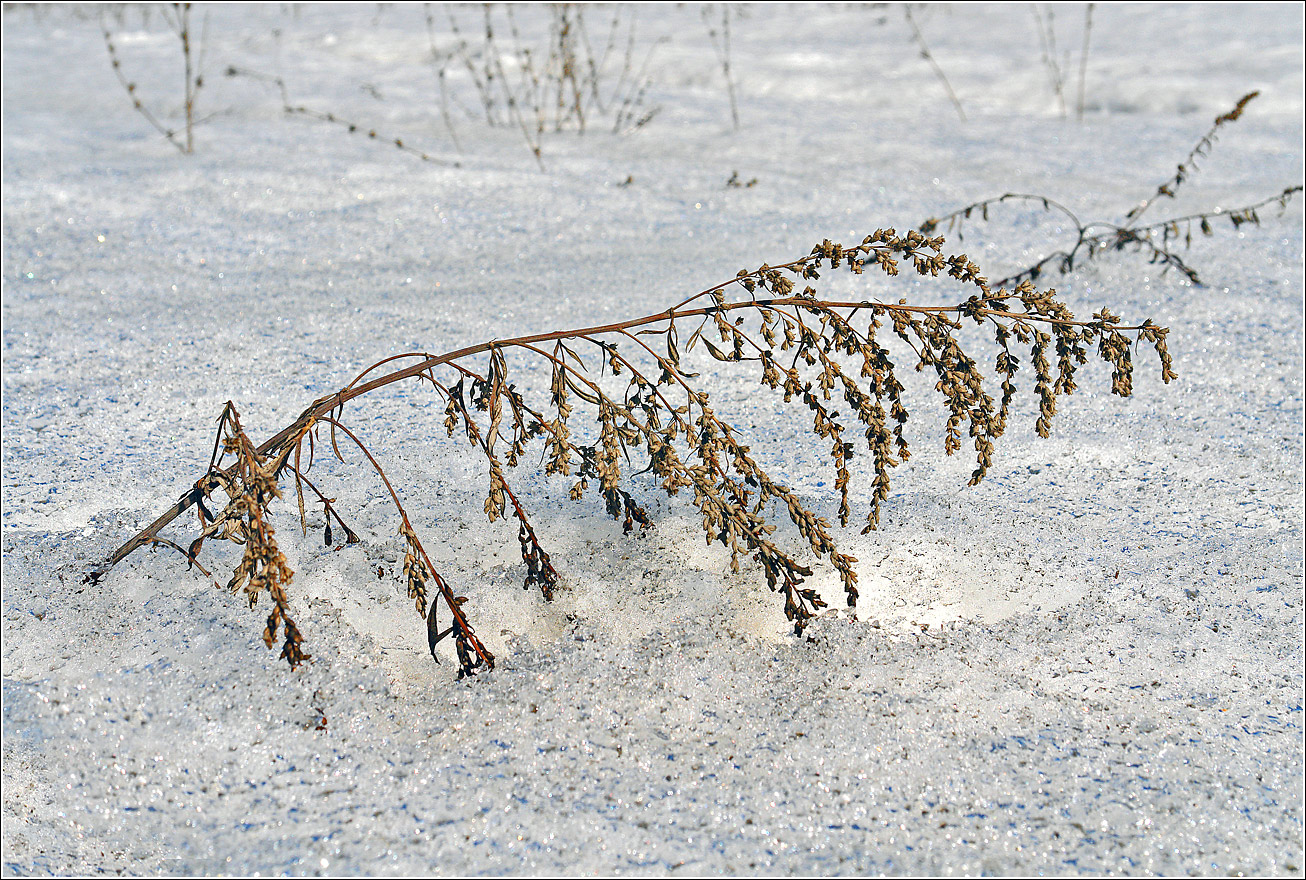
224;64;463;169
920;91;1304;286
230;4;664;170
88;229;1174;679
1076;3;1094;122
702;4;741;131
423;3;463;153
102;2;208;154
1031;3;1069;118
903;5;967;124
429;3;663;164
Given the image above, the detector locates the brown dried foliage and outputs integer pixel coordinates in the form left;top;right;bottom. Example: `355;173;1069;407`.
91;229;1174;677
920;92;1303;286
187;404;306;666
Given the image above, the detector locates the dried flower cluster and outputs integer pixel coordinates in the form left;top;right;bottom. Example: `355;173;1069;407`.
188;405;306;665
920;92;1303;286
91;229;1174;678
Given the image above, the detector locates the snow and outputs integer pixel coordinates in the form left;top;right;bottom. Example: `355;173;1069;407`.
2;3;1303;874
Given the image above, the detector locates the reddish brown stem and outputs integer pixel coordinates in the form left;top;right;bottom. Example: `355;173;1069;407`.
313;417;495;672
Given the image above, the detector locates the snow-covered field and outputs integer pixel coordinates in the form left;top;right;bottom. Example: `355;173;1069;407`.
2;3;1303;874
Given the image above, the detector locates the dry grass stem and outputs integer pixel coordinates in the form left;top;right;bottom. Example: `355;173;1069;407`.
1032;4;1069;118
224;65;463;168
433;3;663;163
703;4;741;130
1076;4;1094;122
230;5;664;169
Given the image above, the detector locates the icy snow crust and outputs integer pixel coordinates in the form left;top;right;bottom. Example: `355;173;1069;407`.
2;3;1303;875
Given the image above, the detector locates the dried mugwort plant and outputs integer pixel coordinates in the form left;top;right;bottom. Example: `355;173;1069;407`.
920;91;1304;286
90;230;1174;678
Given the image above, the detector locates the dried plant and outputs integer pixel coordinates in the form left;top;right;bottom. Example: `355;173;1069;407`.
102;3;208;154
920;91;1304;286
195;405;308;666
1031;4;1070;118
423;4;464;154
432;3;664;165
224;65;462;169
89;229;1174;678
228;5;664;170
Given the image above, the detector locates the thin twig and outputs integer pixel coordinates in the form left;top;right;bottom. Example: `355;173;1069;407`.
919;94;1302;285
1076;3;1093;122
903;5;966;123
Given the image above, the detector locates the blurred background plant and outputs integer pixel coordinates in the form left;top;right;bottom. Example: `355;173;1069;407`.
101;2;209;153
425;3;666;165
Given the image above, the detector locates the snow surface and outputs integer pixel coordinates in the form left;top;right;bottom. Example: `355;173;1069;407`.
2;3;1303;875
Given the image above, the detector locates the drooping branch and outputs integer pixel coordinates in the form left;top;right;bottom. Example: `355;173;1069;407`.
88;228;1174;674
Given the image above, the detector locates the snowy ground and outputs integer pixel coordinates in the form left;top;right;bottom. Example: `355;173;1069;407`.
2;3;1303;875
